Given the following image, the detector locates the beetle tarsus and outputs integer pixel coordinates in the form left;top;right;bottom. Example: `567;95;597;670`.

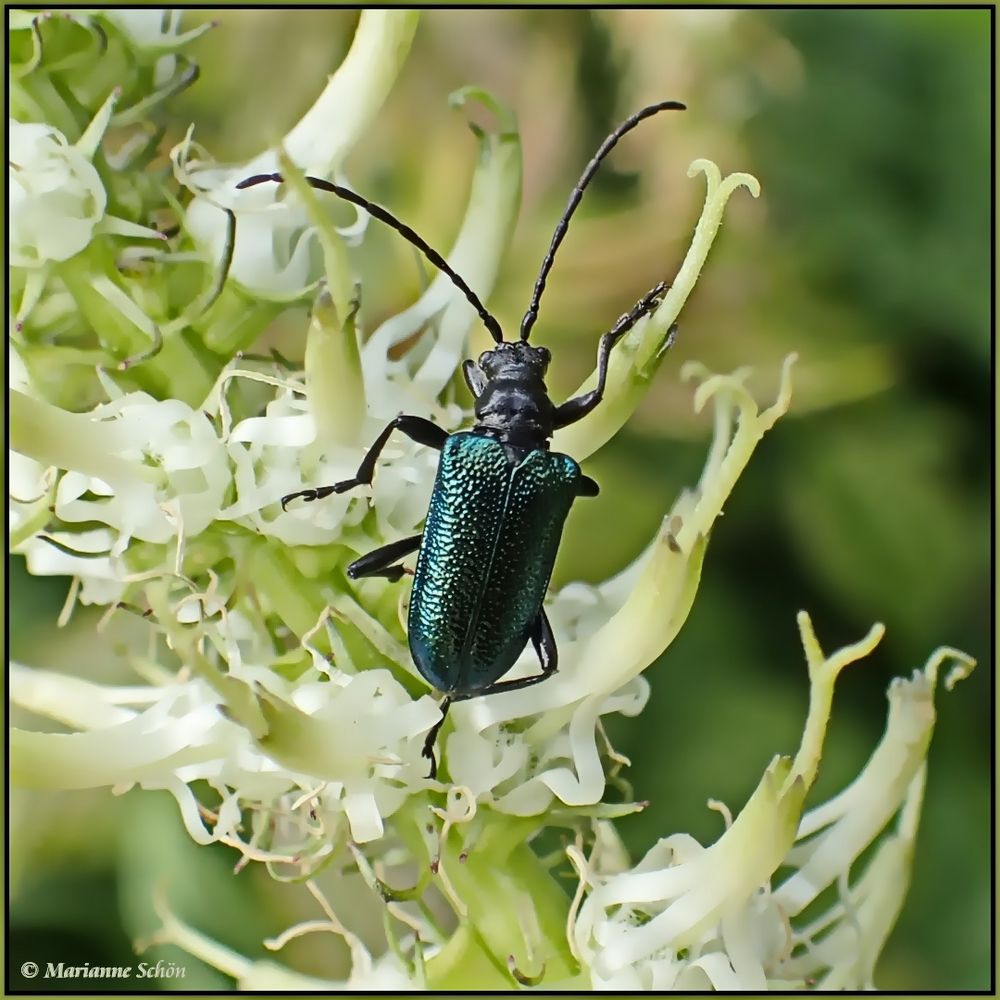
280;484;342;510
280;488;317;510
553;279;673;429
530;608;558;675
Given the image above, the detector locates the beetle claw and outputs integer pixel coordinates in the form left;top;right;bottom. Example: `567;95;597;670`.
422;741;438;781
280;489;317;510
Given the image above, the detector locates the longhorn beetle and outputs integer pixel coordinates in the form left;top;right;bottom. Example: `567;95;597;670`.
238;100;685;778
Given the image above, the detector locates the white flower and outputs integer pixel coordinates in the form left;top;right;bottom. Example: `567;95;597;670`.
10;383;229;605
9;119;107;267
98;9;206;90
100;8;205;51
9;94;164;270
9;649;440;845
174;10;420;299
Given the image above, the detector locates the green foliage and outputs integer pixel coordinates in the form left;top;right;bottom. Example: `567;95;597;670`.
733;9;989;986
749;9;990;358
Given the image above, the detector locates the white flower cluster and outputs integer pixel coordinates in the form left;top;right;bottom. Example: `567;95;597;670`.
175;11;419;300
569;619;974;990
10;119;108;267
9;346;792;846
11;141;771;845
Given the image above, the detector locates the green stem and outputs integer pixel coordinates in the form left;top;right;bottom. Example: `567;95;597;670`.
14;72;80;138
246;543;328;641
193;284;285;357
425;814;580;989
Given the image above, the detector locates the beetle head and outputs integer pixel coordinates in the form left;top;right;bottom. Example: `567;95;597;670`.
477;341;551;382
471;342;555;445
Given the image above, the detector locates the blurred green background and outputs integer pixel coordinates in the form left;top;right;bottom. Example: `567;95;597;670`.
9;8;991;991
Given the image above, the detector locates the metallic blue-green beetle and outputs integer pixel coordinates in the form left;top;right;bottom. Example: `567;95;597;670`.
238;100;685;776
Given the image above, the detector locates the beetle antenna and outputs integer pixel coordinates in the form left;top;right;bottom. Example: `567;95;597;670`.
236;173;505;344
518;100;686;342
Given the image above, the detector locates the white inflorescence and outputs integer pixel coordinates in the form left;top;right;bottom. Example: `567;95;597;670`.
8;8;973;990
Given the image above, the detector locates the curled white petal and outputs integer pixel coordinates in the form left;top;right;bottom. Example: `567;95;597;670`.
554;161;761;461
9;120;107;267
362;87;523;415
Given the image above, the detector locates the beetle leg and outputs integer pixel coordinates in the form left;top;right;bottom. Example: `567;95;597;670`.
529;607;558;675
577;475;600;497
424;612;557;779
347;534;421;582
281;415;448;510
553;283;674;428
455;665;556;700
422;697;452;780
452;610;560;707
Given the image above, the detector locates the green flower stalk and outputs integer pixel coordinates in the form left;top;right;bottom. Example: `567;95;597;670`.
8;9;974;991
